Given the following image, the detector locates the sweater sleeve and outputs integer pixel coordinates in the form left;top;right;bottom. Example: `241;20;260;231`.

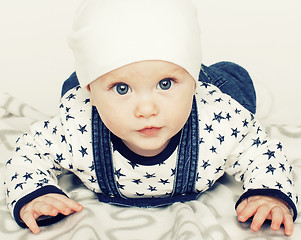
4;115;73;227
224;98;298;220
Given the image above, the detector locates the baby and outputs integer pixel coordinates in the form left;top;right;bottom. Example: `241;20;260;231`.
4;0;297;236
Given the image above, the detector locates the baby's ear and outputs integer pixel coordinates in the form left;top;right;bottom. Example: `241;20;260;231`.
86;85;95;106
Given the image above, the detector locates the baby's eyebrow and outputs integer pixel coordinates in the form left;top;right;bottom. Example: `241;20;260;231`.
160;77;176;81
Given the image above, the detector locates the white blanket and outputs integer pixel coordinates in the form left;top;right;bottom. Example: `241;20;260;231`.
0;92;301;240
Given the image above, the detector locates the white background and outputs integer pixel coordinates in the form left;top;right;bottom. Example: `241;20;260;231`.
0;0;300;124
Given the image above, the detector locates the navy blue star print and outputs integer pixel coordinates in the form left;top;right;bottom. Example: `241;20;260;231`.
275;182;283;190
44;121;50;128
6;158;12;165
79;146;88;157
277;142;283;151
215;97;223;102
52;127;57;134
78;124;87;134
88;176;97;183
266;164;276;174
201;99;208;104
114;168;126;179
217;134;225;144
201;160;211;170
66;114;75;121
128;161;139;169
215;166;223;173
235;108;241;114
34;131;42;137
148;185;157;192
22;155;32;163
55;154;65;163
144;172;156;179
61;135;67;143
263;150;276;160
279;163;286;172
117;182;125;190
89;163;95;172
242;119;249;127
252;137;261;147
159;179;170;185
213;112;225;123
209;146;217;154
66;93;76;101
77;168;85;173
23;172;33;181
45;139;53;147
132;179;142;185
226;113;232;121
11;173;18;181
231;128;240;138
207;179;214;188
201;82;210;88
83;98;90;104
15;182;25;190
204;124;213;133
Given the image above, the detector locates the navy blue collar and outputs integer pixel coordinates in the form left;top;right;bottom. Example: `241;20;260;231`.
110;131;181;166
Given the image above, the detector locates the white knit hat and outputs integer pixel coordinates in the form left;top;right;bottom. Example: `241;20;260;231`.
68;0;202;87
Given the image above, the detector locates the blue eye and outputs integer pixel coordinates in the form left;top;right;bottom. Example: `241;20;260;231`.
157;78;174;90
113;83;131;95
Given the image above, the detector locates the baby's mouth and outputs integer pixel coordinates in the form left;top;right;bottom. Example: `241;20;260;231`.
138;127;162;136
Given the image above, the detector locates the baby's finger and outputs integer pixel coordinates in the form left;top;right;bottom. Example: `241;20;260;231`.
33;195;77;216
236;199;248;215
270;206;284;231
50;194;83;212
250;205;270;232
21;211;40;234
283;213;294;236
237;201;259;222
32;201;60;216
45;197;73;215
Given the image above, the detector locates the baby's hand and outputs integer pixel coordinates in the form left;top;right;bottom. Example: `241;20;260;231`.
236;195;293;236
20;193;83;234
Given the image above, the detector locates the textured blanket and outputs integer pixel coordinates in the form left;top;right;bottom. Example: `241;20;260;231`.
0;92;301;240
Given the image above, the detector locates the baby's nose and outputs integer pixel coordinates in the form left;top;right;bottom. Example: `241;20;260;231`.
135;99;159;118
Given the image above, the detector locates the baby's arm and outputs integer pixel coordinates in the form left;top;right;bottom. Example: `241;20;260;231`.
5;115;78;227
236;195;293;236
20;193;83;234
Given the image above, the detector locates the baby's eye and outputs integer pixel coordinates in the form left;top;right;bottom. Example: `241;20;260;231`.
157;78;174;90
113;83;131;95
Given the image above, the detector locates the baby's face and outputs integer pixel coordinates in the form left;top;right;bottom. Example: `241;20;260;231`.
88;60;196;157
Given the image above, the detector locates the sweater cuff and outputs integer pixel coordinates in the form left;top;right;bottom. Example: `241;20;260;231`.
235;189;297;221
13;185;68;228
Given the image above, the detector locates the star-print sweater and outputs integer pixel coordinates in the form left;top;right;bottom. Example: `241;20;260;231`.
4;74;298;228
